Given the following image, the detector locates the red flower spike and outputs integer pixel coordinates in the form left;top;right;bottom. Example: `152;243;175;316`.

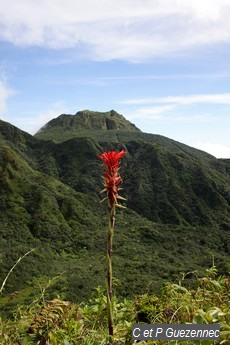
98;150;126;208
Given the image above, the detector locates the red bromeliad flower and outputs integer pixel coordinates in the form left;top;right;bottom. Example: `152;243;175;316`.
98;150;126;208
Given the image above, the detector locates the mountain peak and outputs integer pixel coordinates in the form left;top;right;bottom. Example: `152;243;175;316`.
37;110;140;134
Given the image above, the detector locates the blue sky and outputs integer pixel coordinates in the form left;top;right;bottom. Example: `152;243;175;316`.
0;0;230;158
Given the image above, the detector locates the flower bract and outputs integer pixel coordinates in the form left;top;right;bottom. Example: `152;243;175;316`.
98;150;126;208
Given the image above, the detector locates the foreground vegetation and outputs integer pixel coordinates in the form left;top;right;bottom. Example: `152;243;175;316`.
0;266;229;344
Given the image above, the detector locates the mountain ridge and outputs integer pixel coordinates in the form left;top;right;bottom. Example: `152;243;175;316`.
34;110;217;163
0;114;230;226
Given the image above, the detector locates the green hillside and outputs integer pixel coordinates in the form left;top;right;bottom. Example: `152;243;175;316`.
0;111;229;311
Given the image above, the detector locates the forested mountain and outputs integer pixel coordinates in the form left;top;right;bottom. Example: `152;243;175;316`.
0;110;229;307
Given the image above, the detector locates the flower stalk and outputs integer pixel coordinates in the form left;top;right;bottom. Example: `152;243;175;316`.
98;150;126;340
107;205;115;337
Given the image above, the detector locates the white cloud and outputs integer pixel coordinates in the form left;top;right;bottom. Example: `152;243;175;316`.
16;100;67;134
1;0;230;61
194;142;230;158
121;93;230;123
0;80;14;115
126;104;176;120
162;93;230;105
122;93;230;105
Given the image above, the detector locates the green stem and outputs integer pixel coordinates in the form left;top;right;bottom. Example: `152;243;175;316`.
0;249;35;294
107;205;115;339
